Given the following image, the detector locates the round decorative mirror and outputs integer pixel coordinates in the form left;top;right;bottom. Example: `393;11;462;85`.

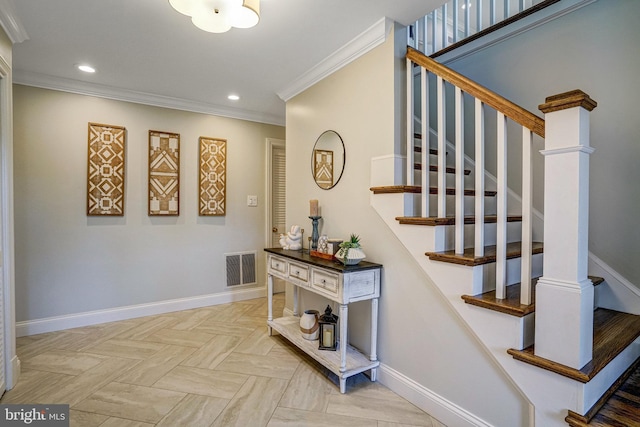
311;130;345;190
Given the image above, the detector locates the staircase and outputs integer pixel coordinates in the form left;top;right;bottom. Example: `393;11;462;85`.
370;46;640;426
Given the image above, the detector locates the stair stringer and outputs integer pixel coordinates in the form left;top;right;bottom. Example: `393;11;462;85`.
370;191;640;426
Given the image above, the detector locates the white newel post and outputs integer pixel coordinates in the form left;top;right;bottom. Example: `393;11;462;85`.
535;90;597;370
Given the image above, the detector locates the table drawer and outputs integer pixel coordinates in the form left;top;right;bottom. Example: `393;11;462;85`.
311;269;339;296
269;256;287;274
288;262;309;283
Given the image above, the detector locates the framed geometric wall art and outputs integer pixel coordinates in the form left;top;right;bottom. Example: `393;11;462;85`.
199;137;227;216
87;122;126;216
149;130;180;216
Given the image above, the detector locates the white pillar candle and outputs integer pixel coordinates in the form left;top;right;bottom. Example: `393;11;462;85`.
323;328;333;347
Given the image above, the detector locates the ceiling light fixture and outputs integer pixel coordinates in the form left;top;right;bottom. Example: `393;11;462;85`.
169;0;260;33
228;94;240;100
77;64;96;73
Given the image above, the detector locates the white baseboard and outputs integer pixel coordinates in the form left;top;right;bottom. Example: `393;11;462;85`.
378;363;493;427
15;287;267;337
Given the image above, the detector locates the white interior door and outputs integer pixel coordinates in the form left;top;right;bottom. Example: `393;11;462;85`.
267;139;286;293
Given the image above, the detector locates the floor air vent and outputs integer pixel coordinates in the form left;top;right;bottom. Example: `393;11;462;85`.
225;251;257;287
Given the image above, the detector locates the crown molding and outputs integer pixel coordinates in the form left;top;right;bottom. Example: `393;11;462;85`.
277;17;393;102
13;70;285;126
0;0;29;43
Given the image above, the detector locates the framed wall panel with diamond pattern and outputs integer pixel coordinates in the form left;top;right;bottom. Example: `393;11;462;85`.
87;123;126;216
149;130;180;216
199;137;227;216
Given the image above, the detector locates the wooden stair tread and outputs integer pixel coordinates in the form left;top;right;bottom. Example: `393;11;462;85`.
414;164;472;175
369;185;497;197
461;276;604;318
425;241;544;266
507;308;640;383
566;357;640;426
396;215;522;226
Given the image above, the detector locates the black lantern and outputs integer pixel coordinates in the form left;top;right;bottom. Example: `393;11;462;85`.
318;305;338;351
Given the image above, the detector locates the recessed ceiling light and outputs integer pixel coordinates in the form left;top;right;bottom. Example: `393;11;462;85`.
228;94;240;101
77;64;96;73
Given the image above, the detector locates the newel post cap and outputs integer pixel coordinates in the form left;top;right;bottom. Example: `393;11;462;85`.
539;90;597;114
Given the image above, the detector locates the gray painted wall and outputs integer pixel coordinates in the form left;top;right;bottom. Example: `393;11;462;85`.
13;85;285;321
446;0;640;288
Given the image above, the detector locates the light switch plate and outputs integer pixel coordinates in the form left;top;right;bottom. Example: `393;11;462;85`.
247;195;258;207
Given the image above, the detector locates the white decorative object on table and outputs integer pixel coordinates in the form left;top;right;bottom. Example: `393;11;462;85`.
279;225;303;250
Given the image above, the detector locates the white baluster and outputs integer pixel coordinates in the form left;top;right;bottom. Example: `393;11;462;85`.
452;0;459;43
431;11;437;53
406;58;414;187
521;127;533;305
495;112;507;299
474;99;485;257
421;68;430;218
442;4;448;48
504;0;510;19
455;87;465;254
422;16;428;54
464;0;470;38
490;0;496;25
477;0;483;33
437;76;447;217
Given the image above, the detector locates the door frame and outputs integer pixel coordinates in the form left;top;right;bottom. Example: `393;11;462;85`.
265;138;285;293
264;138;285;248
0;54;17;390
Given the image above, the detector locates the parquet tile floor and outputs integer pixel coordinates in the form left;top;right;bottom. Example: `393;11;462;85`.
2;294;446;427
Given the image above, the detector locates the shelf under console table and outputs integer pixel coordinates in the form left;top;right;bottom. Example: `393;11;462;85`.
264;248;382;394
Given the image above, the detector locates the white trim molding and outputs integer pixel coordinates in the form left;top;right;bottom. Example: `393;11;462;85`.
16;287;266;337
0;52;18;389
590;252;640;315
0;0;29;44
13;71;285;126
540;145;595;156
378;363;494;427
277;17;393;102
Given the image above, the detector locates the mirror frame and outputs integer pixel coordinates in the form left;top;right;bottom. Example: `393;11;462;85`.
311;130;345;190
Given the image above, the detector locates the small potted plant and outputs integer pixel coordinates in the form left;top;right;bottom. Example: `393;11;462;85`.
335;234;366;265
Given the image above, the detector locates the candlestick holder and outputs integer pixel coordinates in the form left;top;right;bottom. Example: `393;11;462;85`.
309;215;321;250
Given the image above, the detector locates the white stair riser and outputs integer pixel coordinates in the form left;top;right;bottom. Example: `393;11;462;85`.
481;252;544;290
411;194;499;217
441;222;523;250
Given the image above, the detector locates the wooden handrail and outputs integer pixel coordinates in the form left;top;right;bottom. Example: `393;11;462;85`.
407;47;545;138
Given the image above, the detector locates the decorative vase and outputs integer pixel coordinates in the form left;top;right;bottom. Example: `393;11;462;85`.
335;247;366;265
299;309;319;340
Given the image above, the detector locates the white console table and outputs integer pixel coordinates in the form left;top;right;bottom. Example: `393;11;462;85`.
264;248;381;393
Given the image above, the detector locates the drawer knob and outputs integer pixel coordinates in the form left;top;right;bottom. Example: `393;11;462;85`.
321;279;326;284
